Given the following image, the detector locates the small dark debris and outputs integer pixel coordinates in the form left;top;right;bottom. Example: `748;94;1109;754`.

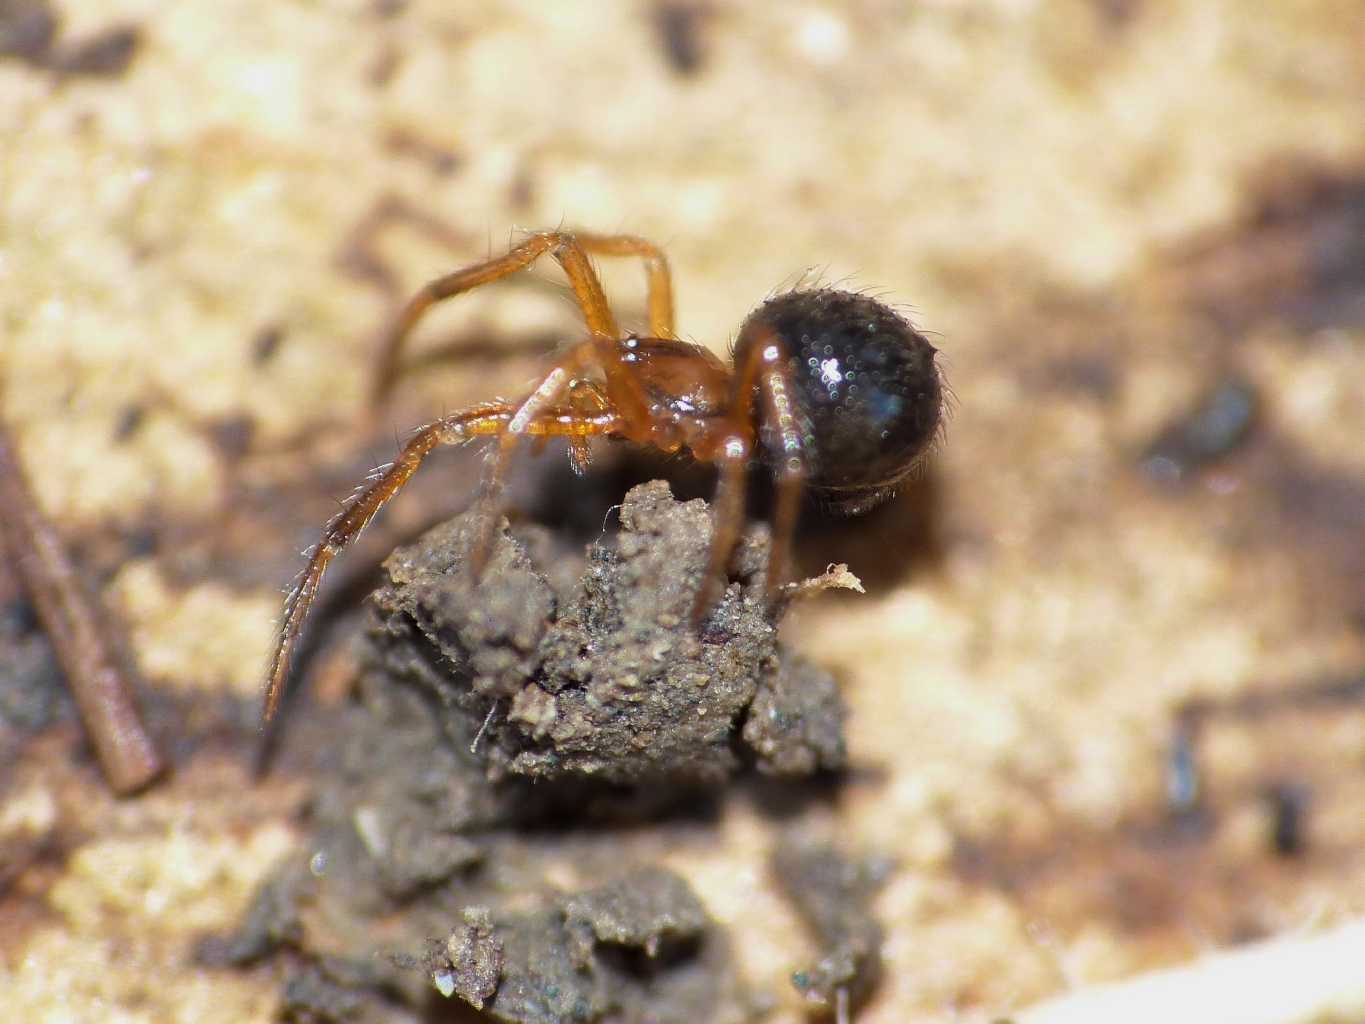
366;41;401;89
1039;353;1120;400
1162;714;1214;843
0;581;69;742
1092;0;1143;29
50;23;139;77
208;414;255;461
1264;782;1310;858
0;1;140;78
1165;710;1202;818
382;126;461;177
1140;376;1258;486
251;323;285;365
0;0;57;63
0;594;39;634
0;605;68;735
112;404;144;443
122;525;158;560
508;164;536;211
654;2;710;76
773;840;888;1015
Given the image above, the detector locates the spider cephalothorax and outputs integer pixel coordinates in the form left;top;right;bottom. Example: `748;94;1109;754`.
262;231;944;721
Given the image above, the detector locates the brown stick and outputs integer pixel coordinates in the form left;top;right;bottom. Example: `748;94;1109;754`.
0;422;164;795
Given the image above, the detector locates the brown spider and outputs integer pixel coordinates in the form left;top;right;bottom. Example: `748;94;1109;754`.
261;231;944;721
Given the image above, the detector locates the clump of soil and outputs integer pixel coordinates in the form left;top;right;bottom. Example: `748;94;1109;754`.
221;481;871;1022
424;868;731;1023
364;478;846;788
773;840;890;1017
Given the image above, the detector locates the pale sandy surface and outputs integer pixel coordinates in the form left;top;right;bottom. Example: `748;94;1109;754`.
3;1;1365;1021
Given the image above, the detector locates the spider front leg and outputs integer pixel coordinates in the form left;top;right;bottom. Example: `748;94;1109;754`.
574;233;676;339
261;398;620;723
464;350;588;576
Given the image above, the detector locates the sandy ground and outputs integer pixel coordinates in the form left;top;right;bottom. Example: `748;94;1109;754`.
2;1;1364;1021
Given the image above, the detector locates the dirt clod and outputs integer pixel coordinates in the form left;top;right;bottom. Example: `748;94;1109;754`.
363;479;846;787
743;655;847;777
563;866;708;960
432;869;728;1024
773;840;888;1014
440;906;503;1008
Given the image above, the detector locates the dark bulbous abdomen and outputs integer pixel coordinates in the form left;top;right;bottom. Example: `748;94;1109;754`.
737;289;943;515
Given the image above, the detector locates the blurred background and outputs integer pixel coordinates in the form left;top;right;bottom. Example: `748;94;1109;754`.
2;1;1364;1021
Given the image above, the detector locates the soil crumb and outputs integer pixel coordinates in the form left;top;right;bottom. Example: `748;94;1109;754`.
0;0;56;64
772;840;889;1016
653;2;710;76
1139;375;1259;486
0;596;69;739
425;868;732;1023
223;481;853;1020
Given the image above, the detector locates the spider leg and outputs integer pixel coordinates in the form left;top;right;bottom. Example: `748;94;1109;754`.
574;233;676;338
564;379;611;474
465;322;714;582
371;230;619;406
468;376;571;575
754;351;808;600
261;399;620;722
372;230;679;408
687;323;771;618
689;324;807;619
529;379;606;468
690;431;753;620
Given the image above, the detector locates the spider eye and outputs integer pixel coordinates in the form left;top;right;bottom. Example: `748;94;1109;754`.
742;289;943;515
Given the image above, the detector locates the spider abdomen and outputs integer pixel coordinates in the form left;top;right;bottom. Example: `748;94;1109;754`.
738;289;942;515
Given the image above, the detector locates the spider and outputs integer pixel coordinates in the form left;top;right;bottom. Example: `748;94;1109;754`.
261;231;944;721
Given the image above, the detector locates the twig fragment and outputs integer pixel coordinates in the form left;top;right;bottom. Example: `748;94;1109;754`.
0;422;164;794
777;562;865;612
